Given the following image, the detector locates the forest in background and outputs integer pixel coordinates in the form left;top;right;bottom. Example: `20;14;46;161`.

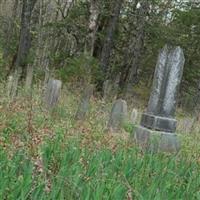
0;1;200;199
0;0;199;111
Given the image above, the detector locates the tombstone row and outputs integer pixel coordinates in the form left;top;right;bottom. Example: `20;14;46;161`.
43;78;138;128
38;44;186;153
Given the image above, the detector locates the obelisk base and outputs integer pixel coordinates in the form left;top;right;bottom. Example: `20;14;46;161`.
134;125;180;153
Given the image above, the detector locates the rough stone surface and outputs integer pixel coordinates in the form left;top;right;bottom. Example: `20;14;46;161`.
44;79;62;109
135;126;180;153
130;108;138;124
108;99;128;132
134;45;185;153
147;45;185;118
75;84;94;120
140;113;177;133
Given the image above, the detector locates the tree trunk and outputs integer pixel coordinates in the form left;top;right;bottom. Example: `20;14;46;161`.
126;1;149;93
15;0;37;70
119;0;149;95
3;0;19;61
99;0;123;90
86;0;99;56
56;0;74;20
9;0;37;98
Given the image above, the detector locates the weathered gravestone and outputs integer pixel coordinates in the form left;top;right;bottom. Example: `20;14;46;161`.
108;99;128;132
44;79;62;109
130;108;138;124
134;45;185;152
75;84;94;120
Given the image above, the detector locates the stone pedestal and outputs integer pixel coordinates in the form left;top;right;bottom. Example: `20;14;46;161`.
140;113;177;133
135;126;180;153
134;45;185;153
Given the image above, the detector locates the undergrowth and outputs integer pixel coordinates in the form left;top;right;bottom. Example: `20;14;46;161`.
0;84;200;199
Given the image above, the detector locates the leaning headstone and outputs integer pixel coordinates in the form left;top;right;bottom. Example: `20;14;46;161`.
134;45;185;152
130;108;138;124
44;79;62;109
75;84;94;120
108;99;128;132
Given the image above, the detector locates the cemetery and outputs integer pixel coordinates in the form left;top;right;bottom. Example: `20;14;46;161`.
0;0;200;199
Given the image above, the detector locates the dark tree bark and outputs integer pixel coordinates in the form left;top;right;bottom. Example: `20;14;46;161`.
119;0;149;94
15;0;37;71
98;0;123;90
3;0;19;61
92;16;109;59
86;0;100;56
127;1;148;84
8;0;37;99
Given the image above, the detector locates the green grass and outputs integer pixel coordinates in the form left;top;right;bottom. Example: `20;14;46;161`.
0;137;200;199
0;84;200;199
